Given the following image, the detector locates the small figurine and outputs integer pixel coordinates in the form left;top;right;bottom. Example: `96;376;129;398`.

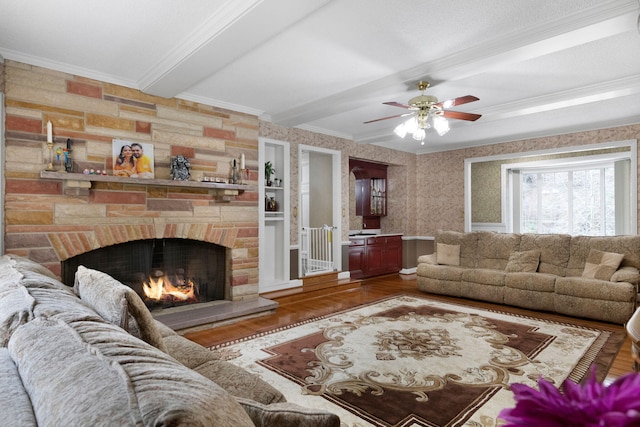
170;154;191;181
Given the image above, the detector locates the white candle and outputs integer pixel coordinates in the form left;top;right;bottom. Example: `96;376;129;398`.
240;153;245;170
47;121;52;143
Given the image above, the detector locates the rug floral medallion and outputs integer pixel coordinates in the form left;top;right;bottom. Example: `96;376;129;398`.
210;295;623;427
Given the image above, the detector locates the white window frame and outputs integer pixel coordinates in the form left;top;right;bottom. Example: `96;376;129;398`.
506;156;621;235
464;139;637;235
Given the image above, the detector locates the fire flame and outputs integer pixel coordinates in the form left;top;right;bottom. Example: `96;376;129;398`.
142;275;196;302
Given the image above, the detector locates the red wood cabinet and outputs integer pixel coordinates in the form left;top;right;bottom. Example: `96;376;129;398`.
349;235;402;279
350;159;387;230
348;238;366;279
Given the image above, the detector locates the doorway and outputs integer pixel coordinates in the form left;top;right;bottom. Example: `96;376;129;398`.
298;145;342;277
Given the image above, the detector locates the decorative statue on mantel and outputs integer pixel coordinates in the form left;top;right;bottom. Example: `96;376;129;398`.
170;154;191;181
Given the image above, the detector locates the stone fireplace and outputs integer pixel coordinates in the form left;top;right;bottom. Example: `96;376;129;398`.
2;60;276;331
62;238;227;311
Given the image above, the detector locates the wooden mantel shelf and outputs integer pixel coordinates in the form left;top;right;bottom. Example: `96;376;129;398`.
40;171;254;200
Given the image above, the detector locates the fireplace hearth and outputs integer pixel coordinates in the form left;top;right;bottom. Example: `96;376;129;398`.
62;239;227;311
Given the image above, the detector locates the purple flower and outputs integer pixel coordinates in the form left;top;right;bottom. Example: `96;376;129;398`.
499;368;640;426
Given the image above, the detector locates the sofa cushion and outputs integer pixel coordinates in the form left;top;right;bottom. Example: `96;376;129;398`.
0;348;37;426
163;333;286;405
0;283;34;346
587;236;640;270
505;250;540;273
519;233;571;277
436;243;460;266
504;272;557;293
73;265;166;352
555;277;636;302
9;317;254;426
9;318;142;426
461;268;506;286
5;254;59;281
435;230;479;268
0;254;26;284
476;232;521;270
237;397;340;427
0;256;102;344
417;263;466;282
582;249;624;281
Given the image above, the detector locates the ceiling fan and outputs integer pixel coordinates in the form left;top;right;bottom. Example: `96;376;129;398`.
364;81;481;144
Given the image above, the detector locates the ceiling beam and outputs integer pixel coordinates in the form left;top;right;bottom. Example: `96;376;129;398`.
139;0;330;98
271;1;638;128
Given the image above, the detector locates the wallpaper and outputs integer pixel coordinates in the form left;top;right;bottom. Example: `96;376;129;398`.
259;122;416;245
417;126;640;236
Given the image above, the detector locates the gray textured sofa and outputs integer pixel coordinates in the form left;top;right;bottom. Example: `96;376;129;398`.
416;230;639;324
0;254;339;426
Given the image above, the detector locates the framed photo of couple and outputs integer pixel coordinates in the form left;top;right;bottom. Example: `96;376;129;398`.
112;139;154;179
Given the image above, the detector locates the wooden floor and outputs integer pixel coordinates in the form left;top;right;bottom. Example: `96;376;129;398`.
184;273;634;382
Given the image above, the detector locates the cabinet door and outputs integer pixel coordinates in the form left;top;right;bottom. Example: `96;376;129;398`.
383;236;403;273
365;238;386;276
350;159;387;218
354;179;368;217
348;242;366;280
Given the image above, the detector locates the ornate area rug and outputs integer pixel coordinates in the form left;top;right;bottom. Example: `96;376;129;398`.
210;295;624;427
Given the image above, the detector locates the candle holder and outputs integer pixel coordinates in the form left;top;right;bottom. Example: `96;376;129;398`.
55;147;65;172
45;141;56;171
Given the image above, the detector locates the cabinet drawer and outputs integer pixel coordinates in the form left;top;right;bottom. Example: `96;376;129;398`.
350;238;365;246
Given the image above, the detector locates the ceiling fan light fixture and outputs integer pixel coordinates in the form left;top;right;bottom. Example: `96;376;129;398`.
366;80;480;144
393;122;408;138
404;116;419;134
433;114;450;136
412;127;426;141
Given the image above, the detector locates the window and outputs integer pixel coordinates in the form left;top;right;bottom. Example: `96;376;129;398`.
518;163;615;235
465;140;637;236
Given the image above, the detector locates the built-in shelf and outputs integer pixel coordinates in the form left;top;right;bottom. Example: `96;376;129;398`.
40;171;253;192
259;138;291;292
265;212;285;221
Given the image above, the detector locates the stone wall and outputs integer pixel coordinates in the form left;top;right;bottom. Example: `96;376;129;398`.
3;60;260;301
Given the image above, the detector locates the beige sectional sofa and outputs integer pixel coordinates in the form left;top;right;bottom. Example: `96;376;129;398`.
417;230;639;324
0;254;339;426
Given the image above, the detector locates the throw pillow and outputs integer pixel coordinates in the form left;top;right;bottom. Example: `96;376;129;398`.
236;397;340;427
582;249;624;281
505;250;540;273
436;243;460;266
73;266;166;351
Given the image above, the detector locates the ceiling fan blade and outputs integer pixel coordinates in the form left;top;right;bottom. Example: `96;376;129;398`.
363;112;413;124
435;95;479;109
442;110;482;121
383;101;412;109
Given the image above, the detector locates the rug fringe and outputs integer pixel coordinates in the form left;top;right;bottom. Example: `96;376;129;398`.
565;331;612;386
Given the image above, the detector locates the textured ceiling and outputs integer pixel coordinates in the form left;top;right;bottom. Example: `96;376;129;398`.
1;0;640;153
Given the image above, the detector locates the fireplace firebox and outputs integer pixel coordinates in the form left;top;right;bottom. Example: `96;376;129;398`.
62;239;227;310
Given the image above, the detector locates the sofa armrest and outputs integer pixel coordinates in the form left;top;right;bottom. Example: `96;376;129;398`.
162;333;286;405
610;266;640;285
417;254;437;265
